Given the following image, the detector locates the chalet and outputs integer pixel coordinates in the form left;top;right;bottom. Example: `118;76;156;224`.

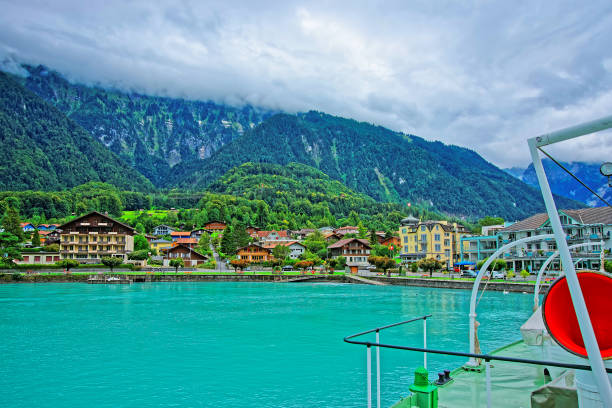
153;224;175;236
176;238;198;250
324;232;342;243
39;230;61;245
170;231;191;242
318;226;334;233
328;238;371;274
21;223;35;232
335;226;359;236
237;243;273;262
190;229;207;241
292;228;315;240
16;252;61;265
381;236;401;250
284;241;306;259
164;244;207;267
256;230;293;246
204;221;227;232
246;226;260;237
58;211;135;263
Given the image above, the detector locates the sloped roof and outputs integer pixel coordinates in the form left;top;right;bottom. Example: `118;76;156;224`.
166;244;207;259
257;230;289;238
327;238;371;249
59;211;135;232
177;238;198;244
501;207;612;232
170;231;191;236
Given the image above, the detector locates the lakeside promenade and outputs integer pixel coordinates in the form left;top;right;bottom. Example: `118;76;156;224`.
0;270;547;293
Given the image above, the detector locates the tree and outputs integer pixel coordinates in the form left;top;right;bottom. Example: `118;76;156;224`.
272;244;291;261
368;255;396;276
2;206;23;241
127;249;149;260
418;258;444;277
101;256;123;273
31;229;41;247
170;258;184;274
0;232;22;267
55;259;80;273
369;229;378;245
327;258;338;271
336;256;347;270
197;232;211;251
135;223;145;234
520;269;530;280
220;226;234;256
230;258;249;272
44;244;59;252
232;224;251;250
605;260;612;273
134;235;149;251
410;262;419;273
295;260;314;274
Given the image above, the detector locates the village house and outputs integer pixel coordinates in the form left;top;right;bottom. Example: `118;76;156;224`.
58;211;135;263
176;238;198;250
380;236;401;250
283;241;306;259
256;230;293;246
334;226;359;237
21;223;36;233
190;228;207;241
16;251;61;265
327;238;371;274
237;243;273;262
164;244;207;267
149;238;173;253
153;224;175;236
245;226;260;237
292;228;315;240
39;230;61;245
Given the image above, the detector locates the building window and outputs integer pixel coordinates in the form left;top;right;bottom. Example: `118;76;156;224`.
435;244;441;252
445;250;450;258
403;236;408;243
444;239;450;246
402;228;407;234
434;234;440;241
421;226;426;231
421;234;427;242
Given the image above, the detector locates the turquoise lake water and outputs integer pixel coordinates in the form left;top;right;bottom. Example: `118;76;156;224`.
0;282;534;407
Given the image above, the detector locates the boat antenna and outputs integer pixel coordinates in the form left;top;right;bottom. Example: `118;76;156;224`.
537;147;611;208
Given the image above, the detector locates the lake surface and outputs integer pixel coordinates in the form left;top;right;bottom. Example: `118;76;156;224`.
0;282;534;407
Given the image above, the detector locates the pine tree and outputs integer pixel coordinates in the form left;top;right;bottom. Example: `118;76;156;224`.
32;229;41;247
232;224;251;250
2;206;23;241
220;226;234;256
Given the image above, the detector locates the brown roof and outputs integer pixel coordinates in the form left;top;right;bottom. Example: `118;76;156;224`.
237;243;272;253
327;238;371;249
59;211;135;232
501;207;612;232
166;244;207;259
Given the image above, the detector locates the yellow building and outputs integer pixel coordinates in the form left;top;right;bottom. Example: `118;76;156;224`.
150;238;173;253
398;216;471;269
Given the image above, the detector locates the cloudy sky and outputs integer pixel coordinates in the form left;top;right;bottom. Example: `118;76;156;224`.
1;0;611;168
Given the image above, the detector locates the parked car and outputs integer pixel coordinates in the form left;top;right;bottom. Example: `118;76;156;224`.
282;265;294;271
492;271;506;279
461;270;478;278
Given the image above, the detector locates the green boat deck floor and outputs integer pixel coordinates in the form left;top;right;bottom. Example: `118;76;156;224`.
401;340;582;408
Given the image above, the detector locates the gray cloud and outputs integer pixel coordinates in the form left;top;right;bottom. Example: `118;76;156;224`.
1;0;612;168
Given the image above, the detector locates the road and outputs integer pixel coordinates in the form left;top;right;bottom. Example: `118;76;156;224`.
210;245;229;271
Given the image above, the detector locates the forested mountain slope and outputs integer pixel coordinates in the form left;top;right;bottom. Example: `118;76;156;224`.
16;65;273;185
0;72;153;191
172;111;582;220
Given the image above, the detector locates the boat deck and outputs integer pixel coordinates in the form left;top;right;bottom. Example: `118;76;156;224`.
394;340;582;408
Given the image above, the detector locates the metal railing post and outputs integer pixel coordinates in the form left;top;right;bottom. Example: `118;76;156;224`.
485;359;492;408
367;345;372;408
423;317;427;369
376;330;381;408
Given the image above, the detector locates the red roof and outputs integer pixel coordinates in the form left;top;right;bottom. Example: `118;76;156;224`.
177;238;198;244
170;231;191;236
257;230;289;238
